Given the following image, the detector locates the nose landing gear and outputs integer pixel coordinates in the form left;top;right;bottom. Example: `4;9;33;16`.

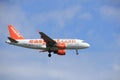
76;50;79;55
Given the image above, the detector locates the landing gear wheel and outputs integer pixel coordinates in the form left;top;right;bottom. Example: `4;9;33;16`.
48;53;51;57
76;52;79;55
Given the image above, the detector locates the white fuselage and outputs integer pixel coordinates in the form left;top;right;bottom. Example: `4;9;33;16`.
6;39;90;50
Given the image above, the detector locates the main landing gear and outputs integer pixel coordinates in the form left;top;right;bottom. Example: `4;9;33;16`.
39;50;52;57
48;50;52;57
48;53;51;57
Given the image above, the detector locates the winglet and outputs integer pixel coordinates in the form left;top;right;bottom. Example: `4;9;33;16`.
8;25;25;40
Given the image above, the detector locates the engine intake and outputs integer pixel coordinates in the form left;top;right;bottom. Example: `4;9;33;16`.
57;50;66;55
57;43;66;49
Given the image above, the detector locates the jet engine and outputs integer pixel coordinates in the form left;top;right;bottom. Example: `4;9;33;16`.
57;50;66;55
57;43;66;49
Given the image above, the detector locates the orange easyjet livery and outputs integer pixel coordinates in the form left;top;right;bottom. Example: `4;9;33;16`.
6;25;90;57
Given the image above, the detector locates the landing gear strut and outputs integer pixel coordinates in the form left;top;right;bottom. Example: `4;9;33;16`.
76;50;79;55
48;50;52;57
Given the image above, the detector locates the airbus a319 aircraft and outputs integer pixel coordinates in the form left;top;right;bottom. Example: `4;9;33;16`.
6;25;90;57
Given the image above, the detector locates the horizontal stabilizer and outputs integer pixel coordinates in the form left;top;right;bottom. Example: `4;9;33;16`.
8;37;18;43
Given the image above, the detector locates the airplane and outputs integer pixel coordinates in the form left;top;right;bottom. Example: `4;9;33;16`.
6;25;90;57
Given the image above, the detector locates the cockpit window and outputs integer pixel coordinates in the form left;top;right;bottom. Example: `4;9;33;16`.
82;40;85;43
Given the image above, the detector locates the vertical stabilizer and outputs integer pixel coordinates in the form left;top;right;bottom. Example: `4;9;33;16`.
8;25;25;40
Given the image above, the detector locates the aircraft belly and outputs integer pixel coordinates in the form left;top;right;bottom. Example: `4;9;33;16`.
25;44;46;49
66;44;81;49
11;43;46;50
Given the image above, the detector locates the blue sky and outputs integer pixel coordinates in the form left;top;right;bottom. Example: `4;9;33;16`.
0;0;120;80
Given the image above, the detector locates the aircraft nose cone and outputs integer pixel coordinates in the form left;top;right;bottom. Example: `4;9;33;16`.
84;43;90;48
86;43;90;48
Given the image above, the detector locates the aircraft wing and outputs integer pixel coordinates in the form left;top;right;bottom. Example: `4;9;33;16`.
39;32;57;47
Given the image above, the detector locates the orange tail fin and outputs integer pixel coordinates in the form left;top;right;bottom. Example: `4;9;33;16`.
8;25;25;40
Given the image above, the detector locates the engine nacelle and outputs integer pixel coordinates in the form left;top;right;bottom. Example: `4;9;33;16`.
57;50;66;55
57;43;66;49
